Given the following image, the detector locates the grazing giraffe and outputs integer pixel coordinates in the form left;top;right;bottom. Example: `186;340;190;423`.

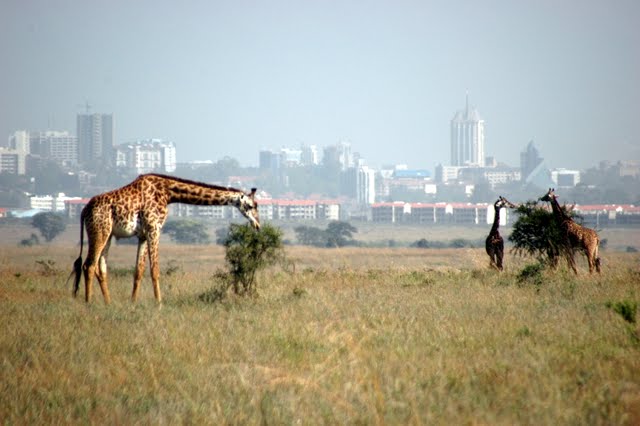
485;196;517;271
540;188;600;274
70;173;261;304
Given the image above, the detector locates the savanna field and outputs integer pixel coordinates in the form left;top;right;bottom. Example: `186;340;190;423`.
1;222;639;424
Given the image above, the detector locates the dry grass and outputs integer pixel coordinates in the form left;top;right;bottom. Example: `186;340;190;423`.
1;229;639;424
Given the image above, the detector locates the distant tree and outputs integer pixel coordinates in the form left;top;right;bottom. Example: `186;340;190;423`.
31;212;66;242
294;225;327;247
215;227;230;245
162;220;210;244
325;221;358;247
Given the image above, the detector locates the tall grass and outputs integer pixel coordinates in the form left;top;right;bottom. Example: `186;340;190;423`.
1;244;639;424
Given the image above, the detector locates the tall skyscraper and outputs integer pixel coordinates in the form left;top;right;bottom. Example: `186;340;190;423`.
450;95;485;167
77;113;113;165
520;140;543;178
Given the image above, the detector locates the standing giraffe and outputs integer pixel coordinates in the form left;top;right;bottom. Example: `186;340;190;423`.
70;173;261;304
485;196;517;271
540;188;600;274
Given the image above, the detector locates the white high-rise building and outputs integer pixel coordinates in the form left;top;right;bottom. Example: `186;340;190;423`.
301;144;319;165
356;165;376;205
450;95;485;167
116;139;176;174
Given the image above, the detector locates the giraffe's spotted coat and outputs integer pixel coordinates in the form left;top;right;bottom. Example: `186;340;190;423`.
71;173;260;304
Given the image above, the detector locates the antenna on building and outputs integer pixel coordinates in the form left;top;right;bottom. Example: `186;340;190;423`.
76;101;92;114
465;90;469;115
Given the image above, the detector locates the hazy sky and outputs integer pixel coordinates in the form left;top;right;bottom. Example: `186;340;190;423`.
1;0;639;170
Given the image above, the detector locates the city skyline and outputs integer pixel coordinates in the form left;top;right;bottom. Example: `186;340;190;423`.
1;1;639;170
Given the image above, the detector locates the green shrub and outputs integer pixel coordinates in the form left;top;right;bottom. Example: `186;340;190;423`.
605;300;637;324
517;263;545;286
219;223;285;296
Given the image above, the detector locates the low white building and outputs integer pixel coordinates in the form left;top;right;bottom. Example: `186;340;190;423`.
116;139;177;174
31;193;82;212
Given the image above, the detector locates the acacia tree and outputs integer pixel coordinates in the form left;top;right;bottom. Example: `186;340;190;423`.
326;221;358;247
508;200;576;267
31;212;66;242
162;220;210;244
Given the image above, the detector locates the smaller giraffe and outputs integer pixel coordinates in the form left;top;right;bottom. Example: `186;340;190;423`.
485;196;517;271
70;174;261;304
540;188;600;274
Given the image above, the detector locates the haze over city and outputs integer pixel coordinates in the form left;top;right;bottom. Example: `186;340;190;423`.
1;0;639;170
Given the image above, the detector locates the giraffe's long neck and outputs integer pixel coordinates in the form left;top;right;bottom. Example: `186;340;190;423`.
162;177;242;206
550;197;571;225
490;205;501;235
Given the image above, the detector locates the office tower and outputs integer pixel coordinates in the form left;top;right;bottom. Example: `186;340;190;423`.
520;140;544;179
77;113;113;165
30;131;78;166
450;95;485;167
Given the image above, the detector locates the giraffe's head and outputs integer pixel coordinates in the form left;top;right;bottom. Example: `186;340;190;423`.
540;188;557;203
238;188;261;230
496;196;517;209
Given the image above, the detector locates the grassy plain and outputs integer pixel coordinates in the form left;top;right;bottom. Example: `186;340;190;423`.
1;223;639;424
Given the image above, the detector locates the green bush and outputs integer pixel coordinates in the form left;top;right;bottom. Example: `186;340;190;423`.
219;223;285;296
517;263;545;287
605;300;637;324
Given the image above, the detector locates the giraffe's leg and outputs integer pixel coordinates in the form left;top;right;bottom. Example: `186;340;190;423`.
95;237;112;304
496;247;504;271
567;252;578;275
146;232;162;303
132;239;148;302
83;229;111;303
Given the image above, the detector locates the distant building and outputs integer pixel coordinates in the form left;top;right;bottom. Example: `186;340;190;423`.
30;193;81;212
0;131;29;174
435;164;463;183
551;169;580;187
356;165;376;205
280;148;302;167
259;149;280;171
520;140;543;180
29;131;78;166
451;95;485;167
115;139;177;174
77;113;114;165
300;144;319;166
323;141;354;171
167;198;341;221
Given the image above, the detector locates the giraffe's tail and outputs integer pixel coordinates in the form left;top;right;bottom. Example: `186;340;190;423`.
67;212;85;297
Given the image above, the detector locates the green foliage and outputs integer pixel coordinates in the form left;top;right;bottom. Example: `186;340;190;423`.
294;225;327;247
294;221;358;248
219;223;285;296
31;212;66;242
326;221;357;247
35;259;59;276
20;233;40;247
509;201;573;266
162;220;210;244
517;263;545;286
605;300;637;324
